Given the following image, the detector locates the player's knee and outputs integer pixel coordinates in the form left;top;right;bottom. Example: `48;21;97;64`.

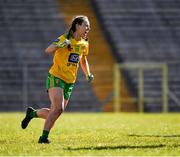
53;106;63;115
57;106;63;113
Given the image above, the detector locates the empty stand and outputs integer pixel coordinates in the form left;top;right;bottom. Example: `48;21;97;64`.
93;0;180;111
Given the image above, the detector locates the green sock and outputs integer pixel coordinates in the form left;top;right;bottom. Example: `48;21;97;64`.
30;110;38;118
41;130;49;139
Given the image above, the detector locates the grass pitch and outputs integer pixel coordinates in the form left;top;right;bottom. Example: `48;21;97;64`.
0;112;180;156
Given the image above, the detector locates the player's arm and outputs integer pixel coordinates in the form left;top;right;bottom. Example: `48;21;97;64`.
80;55;94;83
45;36;70;54
45;44;58;54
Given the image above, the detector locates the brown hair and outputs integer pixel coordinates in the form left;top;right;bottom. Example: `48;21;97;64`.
67;15;89;41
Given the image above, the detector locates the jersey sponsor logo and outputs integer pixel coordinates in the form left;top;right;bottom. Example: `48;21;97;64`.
68;53;79;63
67;62;78;67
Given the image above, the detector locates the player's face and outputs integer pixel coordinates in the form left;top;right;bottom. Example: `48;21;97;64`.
77;19;90;38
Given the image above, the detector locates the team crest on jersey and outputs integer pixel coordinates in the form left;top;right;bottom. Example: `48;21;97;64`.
75;45;80;52
68;53;79;63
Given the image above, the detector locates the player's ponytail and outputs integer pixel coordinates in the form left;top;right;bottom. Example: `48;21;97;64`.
67;27;73;50
67;27;73;40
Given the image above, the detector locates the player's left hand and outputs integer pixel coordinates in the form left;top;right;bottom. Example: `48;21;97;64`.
86;73;94;83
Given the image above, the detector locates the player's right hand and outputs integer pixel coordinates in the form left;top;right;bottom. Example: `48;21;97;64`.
53;39;70;48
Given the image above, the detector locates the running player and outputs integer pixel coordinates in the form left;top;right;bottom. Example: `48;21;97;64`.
21;15;94;143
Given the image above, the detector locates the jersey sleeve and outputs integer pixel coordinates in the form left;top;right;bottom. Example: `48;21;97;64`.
53;35;66;44
83;42;89;56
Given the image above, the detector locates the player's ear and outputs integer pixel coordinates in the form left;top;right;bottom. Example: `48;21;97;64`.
76;24;80;31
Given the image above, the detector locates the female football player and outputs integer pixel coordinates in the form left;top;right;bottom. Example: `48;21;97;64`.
21;15;94;143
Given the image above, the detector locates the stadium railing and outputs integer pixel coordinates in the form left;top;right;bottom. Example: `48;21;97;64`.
113;62;168;112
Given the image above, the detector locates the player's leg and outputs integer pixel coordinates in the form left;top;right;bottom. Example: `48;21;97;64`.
38;87;64;143
21;73;55;129
36;108;50;119
21;107;50;129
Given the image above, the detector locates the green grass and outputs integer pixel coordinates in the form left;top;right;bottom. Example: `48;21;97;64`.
0;113;180;156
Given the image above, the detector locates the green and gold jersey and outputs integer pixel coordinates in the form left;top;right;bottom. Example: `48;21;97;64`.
49;34;89;83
